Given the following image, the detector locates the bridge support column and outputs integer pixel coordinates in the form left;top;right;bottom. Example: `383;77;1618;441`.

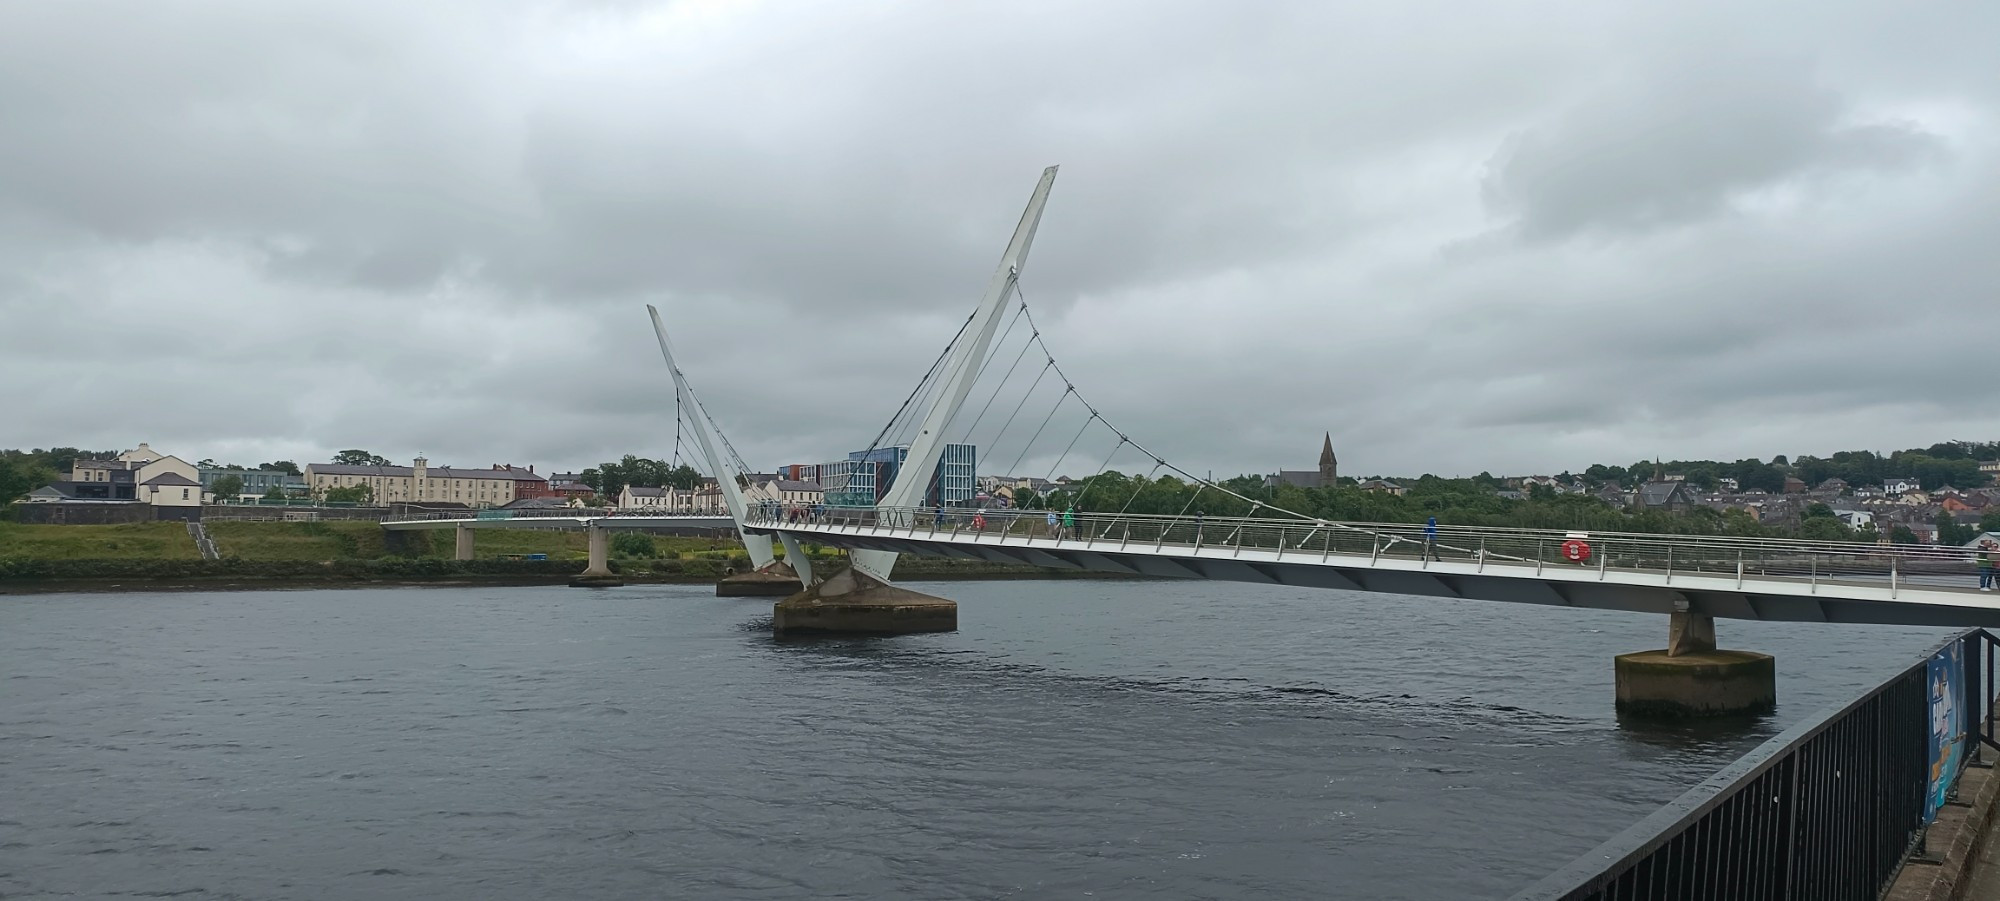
454;524;474;562
717;560;800;596
569;524;623;588
772;566;955;636
1615;607;1774;718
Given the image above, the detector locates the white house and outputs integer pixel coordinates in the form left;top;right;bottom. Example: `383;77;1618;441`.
1834;510;1875;531
672;486;725;514
1883;477;1921;496
746;479;824;508
617;485;671;510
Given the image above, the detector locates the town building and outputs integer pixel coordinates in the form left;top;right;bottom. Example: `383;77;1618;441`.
1265;433;1339;490
27;443;206;520
198;466;306;499
1884;477;1921;496
746;479;825;508
1358;479;1405;496
1636;479;1699;513
546;472;597;501
302;458;549;508
819;444;976;507
618;485;671;510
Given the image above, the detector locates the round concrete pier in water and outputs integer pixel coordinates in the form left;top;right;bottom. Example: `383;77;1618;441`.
1614;649;1775;718
772;567;957;636
718;565;800;597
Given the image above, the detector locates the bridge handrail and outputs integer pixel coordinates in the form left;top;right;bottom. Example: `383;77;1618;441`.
745;504;1998;593
379;508;730;524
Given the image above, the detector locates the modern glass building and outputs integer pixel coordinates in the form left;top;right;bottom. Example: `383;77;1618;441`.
198;467;307;497
818;444;977;507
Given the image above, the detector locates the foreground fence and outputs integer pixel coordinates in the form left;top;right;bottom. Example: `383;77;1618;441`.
1512;629;2000;901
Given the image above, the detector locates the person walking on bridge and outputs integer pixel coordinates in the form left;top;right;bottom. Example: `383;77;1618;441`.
935;505;945;530
1062;507;1076;542
1424;516;1440;562
1046;509;1060;539
1980;539;1998;591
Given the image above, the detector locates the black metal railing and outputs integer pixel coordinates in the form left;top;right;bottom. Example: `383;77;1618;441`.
1512;629;2000;901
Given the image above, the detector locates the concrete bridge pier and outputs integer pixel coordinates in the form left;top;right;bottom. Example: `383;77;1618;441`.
1615;601;1774;718
569;523;623;588
719;533;814;596
772;566;956;636
454;525;474;561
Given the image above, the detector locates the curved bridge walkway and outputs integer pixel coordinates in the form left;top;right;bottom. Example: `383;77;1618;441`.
747;506;2000;629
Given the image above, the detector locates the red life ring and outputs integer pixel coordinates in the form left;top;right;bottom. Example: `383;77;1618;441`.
1561;539;1592;563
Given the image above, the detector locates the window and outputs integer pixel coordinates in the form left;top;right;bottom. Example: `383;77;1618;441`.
182;488;189;500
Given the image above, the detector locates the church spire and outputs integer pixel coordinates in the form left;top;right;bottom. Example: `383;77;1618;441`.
1319;433;1337;486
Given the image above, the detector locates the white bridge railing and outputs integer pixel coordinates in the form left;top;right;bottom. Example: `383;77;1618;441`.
380;509;732;525
750;505;1993;596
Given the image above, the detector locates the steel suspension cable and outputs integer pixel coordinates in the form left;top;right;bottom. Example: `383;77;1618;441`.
1069;436;1127;512
1001;387;1074;478
954;321;1038;446
983;358;1055;473
858;307;977;461
1101;460;1165;537
1040;412;1101;484
1012;282;1323;526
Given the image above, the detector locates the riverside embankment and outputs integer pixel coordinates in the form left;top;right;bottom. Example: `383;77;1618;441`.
0;520;1122;593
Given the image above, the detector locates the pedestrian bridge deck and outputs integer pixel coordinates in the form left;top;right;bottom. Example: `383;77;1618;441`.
748;507;2000;629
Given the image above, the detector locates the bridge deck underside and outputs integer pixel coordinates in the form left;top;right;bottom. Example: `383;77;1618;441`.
764;526;2000;629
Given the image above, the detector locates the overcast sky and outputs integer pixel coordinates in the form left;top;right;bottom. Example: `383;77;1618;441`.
4;0;1996;480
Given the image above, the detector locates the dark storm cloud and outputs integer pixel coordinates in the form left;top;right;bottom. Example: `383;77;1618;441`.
1;0;1996;480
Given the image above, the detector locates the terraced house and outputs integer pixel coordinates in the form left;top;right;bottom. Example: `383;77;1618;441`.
303;457;548;508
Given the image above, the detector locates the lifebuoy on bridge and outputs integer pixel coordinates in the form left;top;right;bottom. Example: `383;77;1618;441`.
1561;538;1592;563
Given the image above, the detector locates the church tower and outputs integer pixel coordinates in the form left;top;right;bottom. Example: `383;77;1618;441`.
1318;433;1337;487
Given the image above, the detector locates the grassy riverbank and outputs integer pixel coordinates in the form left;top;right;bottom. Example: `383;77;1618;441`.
0;520;1102;590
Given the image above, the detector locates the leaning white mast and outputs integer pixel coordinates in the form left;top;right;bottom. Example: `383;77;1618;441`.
646;306;778;571
853;165;1060;580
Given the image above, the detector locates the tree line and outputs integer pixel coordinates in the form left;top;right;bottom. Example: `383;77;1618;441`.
1572;441;1996;494
1023;469;2000;545
579;456;705;501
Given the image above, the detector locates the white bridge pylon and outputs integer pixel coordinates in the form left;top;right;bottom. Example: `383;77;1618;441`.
645;305;787;579
851;165;1061;582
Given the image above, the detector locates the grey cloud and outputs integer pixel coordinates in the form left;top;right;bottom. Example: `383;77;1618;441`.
1482;56;1947;240
2;0;1997;482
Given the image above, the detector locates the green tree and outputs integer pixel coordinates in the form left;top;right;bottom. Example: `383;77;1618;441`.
332;449;392;466
1799;516;1852;542
210;474;244;503
1890;524;1919;545
0;457;56;504
259;460;301;475
262;485;287;501
611;532;656;557
1936;511;1973;547
322;484;374;504
1980;510;2000;536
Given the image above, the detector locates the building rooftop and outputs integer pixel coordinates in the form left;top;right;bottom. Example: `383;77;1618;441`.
308;463;548;481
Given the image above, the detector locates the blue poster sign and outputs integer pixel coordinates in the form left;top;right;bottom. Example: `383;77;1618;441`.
1925;642;1966;823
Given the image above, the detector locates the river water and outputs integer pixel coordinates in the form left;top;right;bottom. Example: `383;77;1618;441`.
0;581;1958;899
